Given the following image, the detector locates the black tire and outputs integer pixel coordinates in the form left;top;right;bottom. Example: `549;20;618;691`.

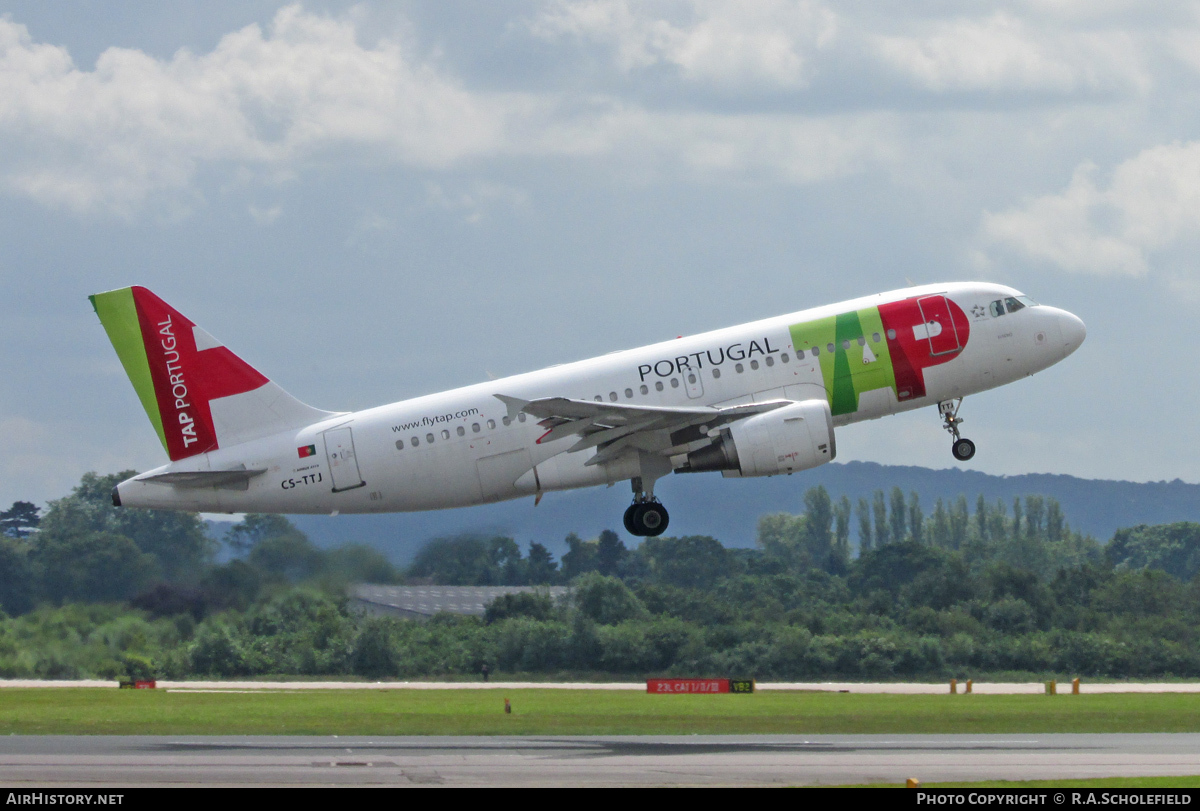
637;503;669;537
952;438;976;461
623;503;640;535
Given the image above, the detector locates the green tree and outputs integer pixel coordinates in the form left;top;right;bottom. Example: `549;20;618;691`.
225;514;297;554
856;497;873;555
572;573;648;624
245;519;326;583
409;535;495;585
929;499;950;548
526;542;559;584
908;491;924;545
485;592;556;623
757;512;807;569
804;486;834;567
0;538;34;614
889;487;907;543
1046;499;1065;543
487;536;525;585
832;495;852;572
1025;495;1046;540
0;501;40;539
1107;522;1200;581
949;496;970;549
560;533;598;580
873;490;891;546
596;530;626;577
352;618;399;678
638;535;731;589
38;471;213;582
975;494;989;541
32;530;157;603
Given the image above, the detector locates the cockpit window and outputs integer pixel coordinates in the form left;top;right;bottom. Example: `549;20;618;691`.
1004;297;1025;313
1017;295;1038;307
989;300;1005;317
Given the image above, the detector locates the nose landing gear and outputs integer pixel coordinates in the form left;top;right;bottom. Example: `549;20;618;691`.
623;477;670;537
939;399;976;461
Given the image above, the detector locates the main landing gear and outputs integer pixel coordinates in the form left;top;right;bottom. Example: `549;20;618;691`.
939;398;976;461
623;476;670;537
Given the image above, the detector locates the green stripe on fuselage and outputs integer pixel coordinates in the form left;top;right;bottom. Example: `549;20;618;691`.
90;288;168;453
790;306;897;416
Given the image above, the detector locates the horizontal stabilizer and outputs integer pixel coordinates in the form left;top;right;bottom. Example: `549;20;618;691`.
136;468;267;491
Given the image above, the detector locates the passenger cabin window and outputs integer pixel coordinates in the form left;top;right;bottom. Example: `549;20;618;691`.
395;439;404;450
655;381;664;391
712;368;721;379
457;426;466;436
426;433;435;444
487;419;496;429
625;388;633;398
857;336;865;346
811;346;819;356
472;423;481;433
827;343;835;353
781;353;790;363
765;356;774;367
640;384;649;395
502;416;511;426
735;363;744;373
750;360;759;370
518;412;527;422
842;339;850;350
687;373;697;384
670;378;679;388
411;436;419;447
1004;297;1025;313
441;429;450;440
872;332;881;343
886;329;897;340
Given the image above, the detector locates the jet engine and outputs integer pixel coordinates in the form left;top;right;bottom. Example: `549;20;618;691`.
675;399;835;478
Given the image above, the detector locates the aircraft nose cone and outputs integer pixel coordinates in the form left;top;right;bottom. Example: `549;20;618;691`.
1060;311;1086;357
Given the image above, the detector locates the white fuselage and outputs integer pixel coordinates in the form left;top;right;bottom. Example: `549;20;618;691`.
115;282;1085;514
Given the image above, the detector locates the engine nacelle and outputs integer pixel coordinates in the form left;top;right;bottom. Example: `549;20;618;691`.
676;399;836;478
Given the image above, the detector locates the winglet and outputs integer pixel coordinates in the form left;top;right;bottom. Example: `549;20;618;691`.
493;394;529;423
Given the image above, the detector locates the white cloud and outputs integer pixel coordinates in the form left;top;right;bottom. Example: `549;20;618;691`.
0;5;508;214
529;0;837;89
981;141;1200;276
248;204;282;224
425;181;530;224
873;13;1147;94
0;5;891;216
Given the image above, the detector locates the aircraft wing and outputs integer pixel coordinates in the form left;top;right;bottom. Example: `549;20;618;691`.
495;394;791;466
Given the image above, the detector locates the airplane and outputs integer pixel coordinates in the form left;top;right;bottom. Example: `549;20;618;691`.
92;282;1085;537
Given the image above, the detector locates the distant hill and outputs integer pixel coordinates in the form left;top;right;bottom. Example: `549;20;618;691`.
278;462;1200;565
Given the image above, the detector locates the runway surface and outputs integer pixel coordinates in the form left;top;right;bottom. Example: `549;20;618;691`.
1;734;1198;787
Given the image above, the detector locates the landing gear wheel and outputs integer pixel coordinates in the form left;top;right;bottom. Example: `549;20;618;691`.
623;503;639;535
952;438;976;461
634;502;669;537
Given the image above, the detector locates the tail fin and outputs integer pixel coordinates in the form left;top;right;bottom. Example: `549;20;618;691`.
90;286;335;461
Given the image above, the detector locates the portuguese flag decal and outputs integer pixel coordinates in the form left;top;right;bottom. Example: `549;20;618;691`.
298;444;317;459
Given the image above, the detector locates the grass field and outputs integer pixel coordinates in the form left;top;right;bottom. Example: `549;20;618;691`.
4;689;1200;736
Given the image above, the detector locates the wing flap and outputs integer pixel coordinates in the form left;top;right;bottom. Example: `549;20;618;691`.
495;394;796;462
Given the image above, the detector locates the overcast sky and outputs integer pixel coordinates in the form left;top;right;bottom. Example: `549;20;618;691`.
2;0;1197;510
